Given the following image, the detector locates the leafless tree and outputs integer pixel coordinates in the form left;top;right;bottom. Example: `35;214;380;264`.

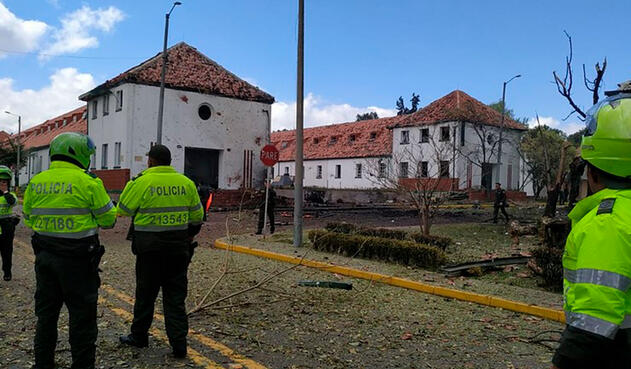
366;137;461;236
553;31;607;121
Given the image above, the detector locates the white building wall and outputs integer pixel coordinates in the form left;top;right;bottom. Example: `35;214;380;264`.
275;157;387;189
392;122;525;191
87;83;271;190
18;147;49;186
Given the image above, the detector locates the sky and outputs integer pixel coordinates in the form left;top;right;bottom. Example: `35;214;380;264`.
0;0;629;135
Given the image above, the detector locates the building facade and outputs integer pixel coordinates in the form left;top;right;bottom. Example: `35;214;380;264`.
271;116;400;189
79;42;274;191
274;90;529;197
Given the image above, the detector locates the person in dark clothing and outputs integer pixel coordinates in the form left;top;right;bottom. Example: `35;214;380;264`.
256;182;276;235
0;165;17;281
493;182;509;223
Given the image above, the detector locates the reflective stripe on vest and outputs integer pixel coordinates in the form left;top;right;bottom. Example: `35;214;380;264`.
93;201;114;215
134;224;189;232
564;268;631;292
566;311;618;338
35;228;98;239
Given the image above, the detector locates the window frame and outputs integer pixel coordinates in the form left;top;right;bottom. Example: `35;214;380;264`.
418;161;429;178
335;164;341;179
115;90;123;111
439;161;450;178
420;128;429;143
91;100;98;119
103;94;109;116
440;126;450;142
399;162;409;178
114;142;121;168
355;163;362;179
101;144;108;169
316;165;322;179
400;130;410;144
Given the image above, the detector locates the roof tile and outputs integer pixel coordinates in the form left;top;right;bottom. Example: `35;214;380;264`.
393;90;527;130
80;42;274;104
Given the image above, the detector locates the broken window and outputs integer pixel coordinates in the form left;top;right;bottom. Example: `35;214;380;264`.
355;163;362;178
440;161;450;178
198;104;212;120
399;162;409;178
420;128;429;143
400;130;410;144
418;161;428;178
440;126;450;142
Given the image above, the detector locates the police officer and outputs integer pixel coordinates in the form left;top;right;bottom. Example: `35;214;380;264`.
117;145;203;358
23;132;116;369
0;165;18;281
255;180;275;235
492;182;509;223
552;85;631;369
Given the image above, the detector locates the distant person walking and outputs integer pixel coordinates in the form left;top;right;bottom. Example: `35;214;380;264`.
493;182;509;223
256;182;276;235
0;166;18;281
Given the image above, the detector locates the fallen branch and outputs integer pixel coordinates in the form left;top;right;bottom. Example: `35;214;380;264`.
188;253;307;315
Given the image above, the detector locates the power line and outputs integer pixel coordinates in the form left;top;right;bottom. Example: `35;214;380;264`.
0;48;146;60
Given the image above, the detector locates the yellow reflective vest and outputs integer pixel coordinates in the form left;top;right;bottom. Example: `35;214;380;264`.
563;188;631;339
0;192;17;219
23;161;116;239
117;166;203;232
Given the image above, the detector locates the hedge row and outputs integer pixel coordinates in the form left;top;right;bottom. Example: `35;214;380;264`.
308;230;446;269
408;232;452;251
325;222;452;251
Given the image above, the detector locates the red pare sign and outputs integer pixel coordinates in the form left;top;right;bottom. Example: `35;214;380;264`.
260;144;279;167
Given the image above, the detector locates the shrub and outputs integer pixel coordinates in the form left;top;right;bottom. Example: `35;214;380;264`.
531;245;563;292
325;222;409;240
409;232;452;251
308;230;446;269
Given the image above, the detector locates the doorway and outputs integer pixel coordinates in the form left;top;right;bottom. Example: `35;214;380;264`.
184;147;220;189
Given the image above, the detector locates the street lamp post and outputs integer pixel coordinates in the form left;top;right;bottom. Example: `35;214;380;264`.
497;74;521;182
156;1;182;145
4;111;21;190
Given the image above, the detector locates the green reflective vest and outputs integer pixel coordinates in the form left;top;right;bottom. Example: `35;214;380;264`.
23;161;117;239
563;188;631;339
0;192;17;219
117;166;203;232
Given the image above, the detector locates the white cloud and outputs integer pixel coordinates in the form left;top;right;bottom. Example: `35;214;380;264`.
40;5;125;58
0;3;49;57
0;68;95;132
272;93;397;131
526;116;584;135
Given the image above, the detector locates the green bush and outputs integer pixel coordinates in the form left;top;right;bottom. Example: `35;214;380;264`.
308;230;446;269
409;232;452;251
325;222;453;251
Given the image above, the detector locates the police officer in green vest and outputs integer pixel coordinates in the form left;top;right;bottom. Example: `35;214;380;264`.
552;84;631;369
23;132;116;369
117;144;203;358
0;165;18;281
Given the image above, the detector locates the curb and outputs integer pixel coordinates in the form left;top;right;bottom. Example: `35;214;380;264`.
214;239;566;324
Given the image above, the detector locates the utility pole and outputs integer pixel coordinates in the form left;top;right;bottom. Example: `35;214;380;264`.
293;0;304;247
497;74;521;183
156;1;182;145
4;111;20;189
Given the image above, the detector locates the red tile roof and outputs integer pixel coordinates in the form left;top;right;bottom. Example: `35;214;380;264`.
271;116;402;162
79;42;274;104
393;90;527;130
13;106;87;150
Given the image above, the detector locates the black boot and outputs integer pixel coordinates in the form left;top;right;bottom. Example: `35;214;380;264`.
3;272;10;281
119;334;148;348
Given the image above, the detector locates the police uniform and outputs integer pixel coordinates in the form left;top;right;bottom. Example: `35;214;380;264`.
23;133;116;369
493;186;508;223
552;87;631;368
0;190;17;280
117;151;203;356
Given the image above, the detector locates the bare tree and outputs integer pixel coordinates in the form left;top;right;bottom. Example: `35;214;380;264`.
553;31;607;121
367;136;460;236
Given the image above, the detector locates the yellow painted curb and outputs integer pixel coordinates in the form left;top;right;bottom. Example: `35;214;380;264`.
214;239;566;324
